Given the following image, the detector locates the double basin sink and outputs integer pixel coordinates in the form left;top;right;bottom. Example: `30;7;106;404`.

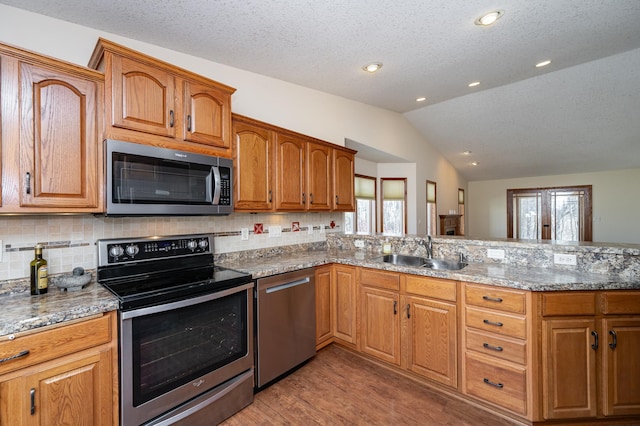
376;254;467;271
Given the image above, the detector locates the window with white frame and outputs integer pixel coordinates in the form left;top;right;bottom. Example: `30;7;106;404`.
381;178;406;235
426;180;437;236
344;175;376;234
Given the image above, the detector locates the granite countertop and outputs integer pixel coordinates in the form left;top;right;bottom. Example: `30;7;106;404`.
0;279;119;337
219;248;640;291
2;248;638;338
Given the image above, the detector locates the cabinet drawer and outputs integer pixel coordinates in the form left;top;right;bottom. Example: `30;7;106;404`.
465;284;526;314
359;268;400;291
0;314;112;375
465;306;526;339
466;328;527;365
602;291;640;315
403;275;456;302
464;352;527;415
542;292;596;316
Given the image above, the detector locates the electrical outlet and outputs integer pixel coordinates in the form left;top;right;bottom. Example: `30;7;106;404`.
354;240;365;248
319;225;325;234
554;253;577;266
307;225;314;235
240;228;249;241
487;248;505;259
268;225;282;238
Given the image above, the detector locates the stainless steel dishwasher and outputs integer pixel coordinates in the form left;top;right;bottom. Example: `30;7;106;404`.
255;267;316;388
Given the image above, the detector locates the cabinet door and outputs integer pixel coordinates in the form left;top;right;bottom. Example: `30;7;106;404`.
111;55;175;137
183;80;231;148
602;318;640;417
360;286;400;365
0;348;113;426
306;142;332;211
542;319;597;420
404;295;457;388
19;63;100;208
333;265;357;344
274;135;305;211
315;265;333;347
233;120;274;211
333;149;355;211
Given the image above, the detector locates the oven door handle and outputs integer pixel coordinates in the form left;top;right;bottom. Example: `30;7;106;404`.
121;282;254;319
265;277;310;294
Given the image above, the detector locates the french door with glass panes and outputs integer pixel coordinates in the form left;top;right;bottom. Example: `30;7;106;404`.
507;185;592;241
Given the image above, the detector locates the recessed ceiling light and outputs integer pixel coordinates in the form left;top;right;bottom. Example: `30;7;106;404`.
471;162;479;166
463;150;472;155
362;62;383;73
475;10;504;26
416;97;426;102
468;81;480;87
536;60;552;68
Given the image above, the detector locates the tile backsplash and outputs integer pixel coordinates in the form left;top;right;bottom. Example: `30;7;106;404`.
0;212;343;281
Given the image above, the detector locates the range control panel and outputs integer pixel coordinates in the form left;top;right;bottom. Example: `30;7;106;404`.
97;234;213;266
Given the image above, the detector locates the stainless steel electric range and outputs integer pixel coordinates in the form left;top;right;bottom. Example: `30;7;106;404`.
97;234;254;426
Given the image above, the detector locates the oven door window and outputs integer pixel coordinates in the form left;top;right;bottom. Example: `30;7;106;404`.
130;291;247;406
112;152;213;205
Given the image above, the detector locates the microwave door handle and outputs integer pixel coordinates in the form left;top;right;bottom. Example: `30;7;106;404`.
212;166;221;204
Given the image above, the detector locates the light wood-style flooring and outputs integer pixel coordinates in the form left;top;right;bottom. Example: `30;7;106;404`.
221;344;518;425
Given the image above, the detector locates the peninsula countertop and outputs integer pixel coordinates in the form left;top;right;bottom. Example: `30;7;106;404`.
218;248;639;291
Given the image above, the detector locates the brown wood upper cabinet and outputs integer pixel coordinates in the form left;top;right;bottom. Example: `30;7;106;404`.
232;114;356;212
0;42;104;213
89;38;235;157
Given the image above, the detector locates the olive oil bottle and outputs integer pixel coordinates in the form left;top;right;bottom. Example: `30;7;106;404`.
30;244;48;295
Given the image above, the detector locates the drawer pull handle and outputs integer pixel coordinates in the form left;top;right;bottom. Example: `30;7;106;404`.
169;110;175;127
0;349;29;364
591;330;599;350
30;388;36;415
393;301;397;315
482;295;503;303
483;319;503;327
483;378;504;389
406;304;411;319
609;330;617;350
483;343;504;352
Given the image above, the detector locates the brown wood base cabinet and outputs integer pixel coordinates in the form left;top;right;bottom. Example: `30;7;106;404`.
541;291;640;421
358;269;458;388
0;312;117;425
321;265;640;425
315;264;357;350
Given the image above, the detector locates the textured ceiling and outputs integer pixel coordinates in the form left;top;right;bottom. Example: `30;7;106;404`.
2;0;640;180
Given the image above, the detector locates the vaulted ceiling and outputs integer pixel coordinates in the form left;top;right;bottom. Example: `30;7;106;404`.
2;0;639;180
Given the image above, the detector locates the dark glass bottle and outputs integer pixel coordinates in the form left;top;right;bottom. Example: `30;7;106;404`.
30;244;48;295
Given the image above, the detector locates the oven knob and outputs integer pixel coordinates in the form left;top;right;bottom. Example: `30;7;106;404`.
198;239;209;249
187;240;198;250
125;244;139;257
109;245;124;258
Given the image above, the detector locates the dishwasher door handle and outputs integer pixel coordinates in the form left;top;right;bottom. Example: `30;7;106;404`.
265;277;311;294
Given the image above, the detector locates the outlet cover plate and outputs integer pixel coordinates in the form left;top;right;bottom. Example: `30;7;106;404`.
354;240;365;248
554;253;577;266
487;248;505;259
240;228;249;241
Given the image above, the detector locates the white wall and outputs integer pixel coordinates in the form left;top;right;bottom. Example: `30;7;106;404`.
468;168;640;244
0;4;466;235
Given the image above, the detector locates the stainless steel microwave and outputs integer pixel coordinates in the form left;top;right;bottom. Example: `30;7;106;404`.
105;139;233;216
